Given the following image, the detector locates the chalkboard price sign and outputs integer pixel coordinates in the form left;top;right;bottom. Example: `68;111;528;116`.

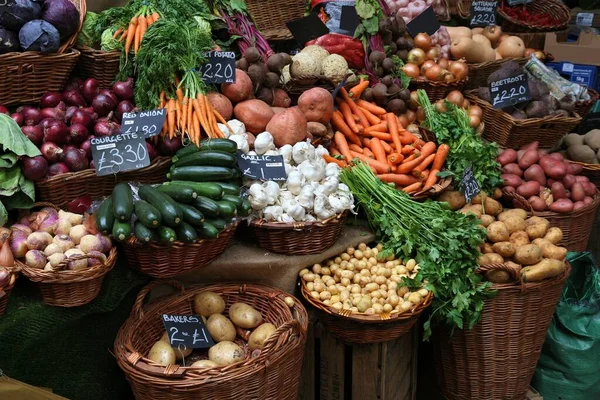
507;0;532;5
162;315;214;350
201;51;236;84
236;153;287;181
121;108;167;138
406;7;440;37
489;73;532;109
470;1;497;27
460;165;481;204
91;132;151;176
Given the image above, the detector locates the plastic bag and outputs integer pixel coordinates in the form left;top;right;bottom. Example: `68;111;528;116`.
532;252;600;400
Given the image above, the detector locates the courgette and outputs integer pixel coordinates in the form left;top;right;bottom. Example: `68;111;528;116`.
112;220;131;241
206;218;228;232
134;200;162;228
167;166;236;182
199;138;238;154
222;195;243;210
158;184;197;203
216;200;237;218
156;225;177;244
173;150;237;168
177;204;205;227
198;222;219;239
174;144;200;160
134;221;156;243
176;222;198;243
239;199;252;217
165;181;223;200
193;196;221;219
215;182;240;196
95;197;114;234
112;183;134;222
138;185;182;227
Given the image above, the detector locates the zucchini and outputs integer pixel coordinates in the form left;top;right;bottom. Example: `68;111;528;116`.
174;144;200;160
173;150;237;168
216;200;237;218
198;222;219;239
156;225;177;244
134;221;156;242
134;200;162;228
177;204;205;227
166;181;223;200
95;197;114;234
112;183;134;222
222;195;243;210
138;185;182;227
167;166;236;182
239;199;252;217
215;182;240;196
199;138;238;154
206;218;228;232
193;196;220;219
112;220;131;241
158;184;197;203
176;222;198;243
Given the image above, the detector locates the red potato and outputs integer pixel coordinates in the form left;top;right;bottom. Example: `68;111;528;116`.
549;198;574;213
571;182;585;202
501;174;523;188
575;175;590;183
520;141;539;151
504;186;516;194
528;195;547;211
583;182;597;197
547;178;557;187
207;92;233;120
583;196;594;205
538;149;548;157
497;149;518;165
562;174;576;189
517;181;541;198
297;87;334;124
567;163;583;175
233;99;275;134
523;164;546;186
518;149;540;170
549;152;564;161
502;163;523;177
539;156;567;179
221;69;253;103
573;201;587;211
551;182;567;200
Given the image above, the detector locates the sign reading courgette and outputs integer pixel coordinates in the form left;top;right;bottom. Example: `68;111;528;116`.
90;133;150;176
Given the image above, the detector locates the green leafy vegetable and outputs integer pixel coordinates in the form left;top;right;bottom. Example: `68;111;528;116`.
355;0;384;36
77;11;99;47
0;114;41;157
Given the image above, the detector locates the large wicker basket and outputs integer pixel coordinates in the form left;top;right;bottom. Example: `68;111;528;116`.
465;53;554;90
0;266;19;317
114;281;308;400
35;156;171;208
575;88;599;118
433;262;570;400
121;223;237;278
246;0;305;41
74;46;120;88
568;161;600;188
301;279;432;344
250;212;347;255
466;91;581;149
498;0;570;33
409;78;467;102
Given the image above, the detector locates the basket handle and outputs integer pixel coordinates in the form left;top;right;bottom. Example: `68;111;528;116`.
53;252;106;272
502;188;534;215
261;319;303;357
476;262;522;281
131;280;185;319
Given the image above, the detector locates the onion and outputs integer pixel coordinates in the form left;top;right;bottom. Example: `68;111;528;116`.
113;78;134;100
63;144;78;153
65;106;78;121
420;59;436;75
22;126;43;146
63;148;89;172
425;64;444;81
22;156;48;181
40;92;64;108
426;47;440;61
70;109;94;129
22;107;43;126
38;118;54;131
80;136;93;157
68;123;89;144
82;78;100;103
115;100;135;123
0;105;8;115
470;105;483;118
446;91;464;107
469;115;481;128
11;113;24;126
158;136;183;156
40;142;64;162
43;120;69;144
56;101;67;111
414;33;432;51
146;142;158;160
448;61;468;80
407;48;426;66
438;58;449;69
47;162;70;176
94;120;121;137
67;196;92;214
10;230;28;258
63;89;87;107
41;107;66;121
100;89;119;104
402;63;420;79
64;78;83;92
92;93;118;117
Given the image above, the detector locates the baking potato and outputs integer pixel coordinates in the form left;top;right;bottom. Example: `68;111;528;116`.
147;340;176;366
532;239;568;261
478;254;491;266
193;292;226;317
471;192;488;204
498;209;528;222
229;303;264;329
510;231;530;247
460;204;483;218
439;191;466;210
543;227;563;245
486;253;505;264
487;221;510;243
159;332;193;360
503;216;526;234
525;216;550;228
482;242;494;254
485;270;512;283
521;259;566;282
514;244;543;266
484;197;503;216
190;360;218;369
208;341;245;366
480;214;495;227
492;241;516;258
207;314;237;343
248;323;277;350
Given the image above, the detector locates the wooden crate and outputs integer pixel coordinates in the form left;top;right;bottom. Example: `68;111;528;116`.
298;319;418;400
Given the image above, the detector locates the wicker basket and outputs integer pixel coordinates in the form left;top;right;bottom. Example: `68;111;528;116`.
246;0;305;41
35;156;171;208
250;212;347;255
121;223;237;278
284;75;355;98
409;78;467;102
498;0;570;33
568;161;600;188
465;53;554;90
466;90;582;149
434;262;570;400
74;46;120;88
575;88;599;118
301;279;432;344
114;281;308;400
0;266;19;317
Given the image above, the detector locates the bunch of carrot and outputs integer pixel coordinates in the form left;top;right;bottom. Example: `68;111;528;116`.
113;7;160;59
325;80;449;195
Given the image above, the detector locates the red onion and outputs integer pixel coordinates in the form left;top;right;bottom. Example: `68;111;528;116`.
22;156;48;181
113;78;134;100
43;120;69;145
22;126;43;146
94;120;120;137
146;142;158;160
56;101;67;111
0;105;8;114
38;118;54;131
158;136;183;156
63;148;88;171
65;106;78;121
63;89;86;107
41;107;66;121
71;109;94;129
68;123;89;144
63;144;78;153
40;142;64;162
80;136;93;157
11;113;24;126
64;78;83;92
100;89;119;104
92;93;117;117
90;159;95;169
40;92;64;108
67;196;92;214
48;162;70;176
115;100;135;122
22;107;43;126
82;78;100;103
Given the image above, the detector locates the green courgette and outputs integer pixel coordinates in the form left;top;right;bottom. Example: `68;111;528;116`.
173;150;237;168
134;200;162;228
167;166;236;182
95;197;114;234
134;221;156;242
173;144;200;160
138;185;182;227
193;196;221;219
112;183;134;222
206;218;228;232
112;220;131;241
156;225;177;244
215;182;240;196
198;222;219;239
176;222;198;243
239;199;252;217
165;181;223;200
221;195;243;210
177;203;205;227
158;184;197;203
199;138;238;154
216;200;237;218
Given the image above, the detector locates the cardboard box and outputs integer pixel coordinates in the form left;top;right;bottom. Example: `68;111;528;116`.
544;31;600;65
547;61;600;92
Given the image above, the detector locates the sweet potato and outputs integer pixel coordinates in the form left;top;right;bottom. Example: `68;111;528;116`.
307;122;328;137
207;92;233;121
272;89;291;108
233;99;275;134
297;87;334;124
266;107;308;147
521;259;566;282
221;69;253;103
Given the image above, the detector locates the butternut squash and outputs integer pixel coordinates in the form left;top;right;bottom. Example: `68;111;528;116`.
472;34;492;48
450;37;496;63
445;26;472;40
497;36;526;58
482;25;503;46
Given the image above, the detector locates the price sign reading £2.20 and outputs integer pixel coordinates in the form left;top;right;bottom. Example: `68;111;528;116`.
90;133;150;177
470;1;497;27
200;51;236;84
489;73;532;109
460;165;481;204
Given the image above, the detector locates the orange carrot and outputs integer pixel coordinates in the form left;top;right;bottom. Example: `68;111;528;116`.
357;99;387;115
362;131;393;141
413;153;436;176
432;144;450;171
349;144;363;153
403;182;423;193
362;138;371;148
187;97;194;139
421;170;430;180
152;12;160;22
364;122;388;133
119;29;128;42
423;169;440;191
340;88;369;127
419;141;437;158
146;14;154;27
386;113;402;153
387;153;404;165
213;108;232;137
330;147;342;156
167;99;176;139
334;132;354;162
362;147;374;158
377;174;417;186
323;154;347;168
112;29;123;39
380;140;394;154
401;145;417;155
396;155;425;174
370;138;387;164
359;106;382;125
133;16;144;55
192;97;207;138
124;16;138;60
332;110;361;146
192;111;201;144
339;102;362;134
350;151;392;173
349;78;369;99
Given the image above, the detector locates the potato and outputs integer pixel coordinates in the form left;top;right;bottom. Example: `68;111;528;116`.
483;197;503;216
159;332;192;360
518;149;540;169
486;253;505;264
248;323;277;350
208;341;245;366
147;340;176;366
533;240;567;261
482;242;494;254
297;87;334;124
229;303;263;329
207;314;237;343
460;204;483;218
492;241;516;258
510;231;530;247
480;214;495;227
487;221;510;243
521;259;566;282
543;227;563;245
498;209;528;222
194;292;226;317
501;173;523;188
485;270;511;284
191;360;218;369
514;244;542;266
525;219;549;239
438;190;466;210
517;181;541;198
503;216;526;234
478;254;491;265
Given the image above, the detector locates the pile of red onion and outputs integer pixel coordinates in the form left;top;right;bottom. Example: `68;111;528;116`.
0;77;182;181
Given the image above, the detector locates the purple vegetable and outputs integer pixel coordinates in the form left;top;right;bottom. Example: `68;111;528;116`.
19;19;60;54
63;147;88;171
22;156;48;181
41;0;80;40
0;28;20;54
0;0;42;32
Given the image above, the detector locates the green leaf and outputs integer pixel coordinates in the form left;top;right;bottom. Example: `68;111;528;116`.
229;0;247;13
0;153;17;168
0;114;41;157
355;1;376;19
0;164;21;192
18;174;35;203
0;201;7;226
3;191;34;210
362;17;379;35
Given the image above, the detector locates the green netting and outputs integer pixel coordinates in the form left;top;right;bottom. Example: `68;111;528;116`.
0;259;149;400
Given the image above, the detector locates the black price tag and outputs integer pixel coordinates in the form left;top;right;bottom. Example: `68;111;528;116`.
579;111;600;133
340;5;360;34
489;73;531;109
287;13;330;46
200;51;236;84
507;0;532;5
91;133;151;176
460;165;481;204
407;7;440;37
121;108;167;138
236;153;287;181
470;1;497;27
162;315;214;350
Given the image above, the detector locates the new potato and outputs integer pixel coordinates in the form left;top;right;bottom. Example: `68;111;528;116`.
503;216;526;234
498;209;528;221
514;244;542;265
543;227;563;245
492;241;516;258
487;221;510;243
522;259;566;282
510;231;530;247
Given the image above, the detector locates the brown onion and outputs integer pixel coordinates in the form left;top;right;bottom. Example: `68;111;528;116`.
402;63;420;79
448;61;468;80
446;90;464;106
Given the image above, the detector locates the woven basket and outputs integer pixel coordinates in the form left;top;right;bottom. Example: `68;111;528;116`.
409;78;467;102
114;281;308;400
284;75;355;97
567;161;600;188
74;46;120;88
245;0;305;41
465;53;554;90
301;279;432;344
506;189;600;252
434;262;570;400
466;90;581;149
35;156;171;208
0;266;19;317
498;0;570;33
121;223;237;278
250;212;347;255
575;88;599;118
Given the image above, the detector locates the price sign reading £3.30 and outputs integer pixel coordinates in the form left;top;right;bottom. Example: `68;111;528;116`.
489;73;532;109
90;133;150;176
